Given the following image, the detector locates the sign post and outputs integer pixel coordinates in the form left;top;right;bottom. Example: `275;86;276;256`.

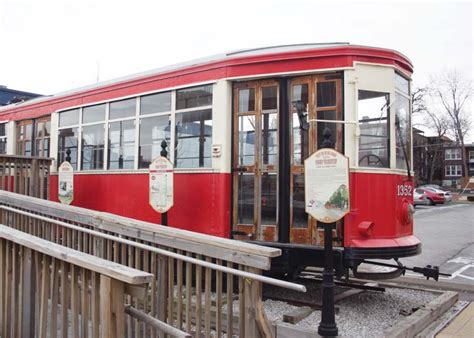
58;161;74;205
149;140;173;225
305;129;350;337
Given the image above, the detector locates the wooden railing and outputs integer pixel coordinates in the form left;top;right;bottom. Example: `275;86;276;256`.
0;155;52;199
0;224;155;338
0;191;305;337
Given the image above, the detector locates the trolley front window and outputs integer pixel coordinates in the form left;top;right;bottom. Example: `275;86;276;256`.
358;90;389;168
395;74;411;170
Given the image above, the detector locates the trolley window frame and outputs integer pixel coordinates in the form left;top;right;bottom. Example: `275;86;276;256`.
56;84;214;172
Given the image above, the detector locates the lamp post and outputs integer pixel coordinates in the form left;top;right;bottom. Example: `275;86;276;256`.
160;140;168;226
318;127;338;337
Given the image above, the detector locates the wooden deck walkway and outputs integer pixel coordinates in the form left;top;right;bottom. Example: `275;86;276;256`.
0;190;305;337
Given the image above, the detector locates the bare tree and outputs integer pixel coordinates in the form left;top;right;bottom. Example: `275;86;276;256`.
414;85;451;183
423;107;450;182
430;71;472;178
412;87;428;115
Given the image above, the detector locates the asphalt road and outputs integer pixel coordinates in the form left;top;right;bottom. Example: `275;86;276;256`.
400;202;474;284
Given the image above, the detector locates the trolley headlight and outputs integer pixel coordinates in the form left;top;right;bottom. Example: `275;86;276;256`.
401;200;414;224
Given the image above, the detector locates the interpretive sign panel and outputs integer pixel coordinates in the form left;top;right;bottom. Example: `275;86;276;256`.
58;161;74;205
149;157;174;213
304;149;350;223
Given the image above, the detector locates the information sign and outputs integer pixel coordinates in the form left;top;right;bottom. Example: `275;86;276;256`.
58;161;74;205
304;149;350;223
149;157;174;213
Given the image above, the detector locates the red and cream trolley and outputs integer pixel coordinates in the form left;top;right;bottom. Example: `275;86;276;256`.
0;43;420;278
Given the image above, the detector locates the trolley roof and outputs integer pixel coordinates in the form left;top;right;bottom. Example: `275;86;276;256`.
0;43;413;118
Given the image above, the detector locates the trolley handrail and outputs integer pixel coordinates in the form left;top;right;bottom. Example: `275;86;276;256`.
0;204;306;293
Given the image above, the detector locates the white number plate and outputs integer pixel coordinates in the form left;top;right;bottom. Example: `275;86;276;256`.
397;185;412;197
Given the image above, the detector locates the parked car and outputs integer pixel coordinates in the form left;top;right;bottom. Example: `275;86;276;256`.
416;188;445;205
419;185;452;202
414;189;430;207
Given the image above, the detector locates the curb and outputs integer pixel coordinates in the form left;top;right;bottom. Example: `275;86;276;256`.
272;322;320;338
393;276;474;293
384;291;458;338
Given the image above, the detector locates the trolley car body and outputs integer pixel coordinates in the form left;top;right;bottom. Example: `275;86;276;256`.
0;43;420;277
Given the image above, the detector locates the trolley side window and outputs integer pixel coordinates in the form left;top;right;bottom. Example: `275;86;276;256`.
175;85;213;168
139;115;171;168
175;109;212;168
0;123;6;154
358;90;390;168
109;120;135;170
81;124;105;170
58;127;79;170
35;117;51;157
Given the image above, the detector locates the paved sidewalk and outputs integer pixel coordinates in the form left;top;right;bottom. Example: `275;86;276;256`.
437;302;474;337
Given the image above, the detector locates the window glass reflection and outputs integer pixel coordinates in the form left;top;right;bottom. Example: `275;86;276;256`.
81;124;104;170
140;92;171;115
317;82;336;107
395;93;411;169
292;174;307;228
261;173;277;225
58;128;79;169
83;104;106;124
110;98;136;120
139;115;171;168
109;120;135;169
238;88;255;112
59;109;80;127
175;109;212;168
358;90;389;168
317;110;336;148
292;84;309;164
395;74;409;94
261;113;278;165
237;173;254;224
292;114;308;165
238;115;256;166
176;85;212;110
262;86;277;111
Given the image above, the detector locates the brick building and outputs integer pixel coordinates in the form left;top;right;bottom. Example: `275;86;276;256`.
442;143;474;187
413;128;454;186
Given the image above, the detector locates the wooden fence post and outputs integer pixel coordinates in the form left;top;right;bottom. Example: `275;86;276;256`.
29;159;39;198
21;247;36;338
244;267;274;338
100;275;125;338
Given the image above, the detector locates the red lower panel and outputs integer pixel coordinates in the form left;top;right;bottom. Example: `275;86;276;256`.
50;173;231;237
345;172;418;248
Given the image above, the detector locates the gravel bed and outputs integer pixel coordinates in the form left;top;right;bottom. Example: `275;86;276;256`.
263;288;438;337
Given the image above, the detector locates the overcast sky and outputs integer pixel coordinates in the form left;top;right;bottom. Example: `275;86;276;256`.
1;0;473;141
1;0;471;94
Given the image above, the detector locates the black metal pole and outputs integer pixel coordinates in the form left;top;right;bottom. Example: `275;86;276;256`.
318;127;338;337
160;140;168;226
